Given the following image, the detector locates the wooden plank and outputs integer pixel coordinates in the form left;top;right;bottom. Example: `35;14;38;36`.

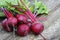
0;23;12;40
42;17;60;40
43;7;60;29
0;0;60;40
14;7;60;40
30;0;60;11
40;0;60;11
0;33;12;40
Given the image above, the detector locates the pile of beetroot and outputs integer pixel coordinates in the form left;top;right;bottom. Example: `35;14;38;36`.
0;0;46;40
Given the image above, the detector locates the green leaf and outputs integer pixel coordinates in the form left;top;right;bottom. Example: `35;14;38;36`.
23;0;30;7
36;2;42;8
43;6;49;13
5;0;18;5
29;6;34;13
37;6;43;14
0;0;7;6
0;11;5;17
41;5;49;14
6;6;23;14
0;0;18;7
35;0;37;8
35;1;49;15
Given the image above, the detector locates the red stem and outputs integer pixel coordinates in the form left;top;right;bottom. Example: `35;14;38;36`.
26;10;36;22
40;34;47;40
13;6;36;22
13;6;25;12
20;0;37;22
1;7;13;18
38;17;47;21
25;12;36;22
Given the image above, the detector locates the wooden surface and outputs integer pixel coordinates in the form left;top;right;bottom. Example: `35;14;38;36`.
0;0;60;40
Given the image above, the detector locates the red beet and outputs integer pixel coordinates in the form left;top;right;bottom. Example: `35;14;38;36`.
2;19;13;32
17;24;30;36
26;19;32;27
7;17;18;27
20;0;36;22
19;0;44;35
31;23;44;35
16;14;27;23
16;0;46;39
1;7;18;27
27;22;32;27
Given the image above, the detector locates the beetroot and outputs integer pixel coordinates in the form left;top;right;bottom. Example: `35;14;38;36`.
20;0;44;34
7;17;17;27
31;23;44;35
27;21;32;27
16;14;27;23
2;19;13;32
1;7;18;27
19;0;46;39
17;24;30;36
26;19;32;27
0;1;46;39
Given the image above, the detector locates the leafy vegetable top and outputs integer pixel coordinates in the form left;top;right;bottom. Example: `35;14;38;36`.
0;0;49;17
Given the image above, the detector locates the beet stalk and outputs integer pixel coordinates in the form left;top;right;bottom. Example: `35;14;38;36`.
1;7;18;27
20;0;37;22
20;0;46;40
2;19;13;32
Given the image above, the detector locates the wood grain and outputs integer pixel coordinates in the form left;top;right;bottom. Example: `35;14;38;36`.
0;0;60;40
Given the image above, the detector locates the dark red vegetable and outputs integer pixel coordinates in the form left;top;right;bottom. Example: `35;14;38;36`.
19;0;46;40
20;0;36;22
16;14;27;23
26;19;32;27
27;21;32;27
7;17;18;27
1;7;18;27
17;24;30;36
31;23;44;35
20;0;44;34
0;0;46;39
2;19;13;32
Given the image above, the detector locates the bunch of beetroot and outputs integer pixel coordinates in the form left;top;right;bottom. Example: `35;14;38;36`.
1;0;46;40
